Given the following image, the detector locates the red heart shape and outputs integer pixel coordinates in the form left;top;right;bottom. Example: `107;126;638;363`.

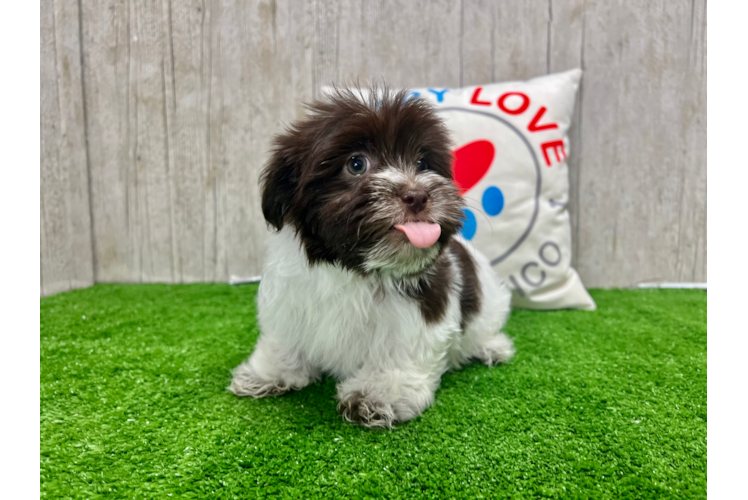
453;140;495;195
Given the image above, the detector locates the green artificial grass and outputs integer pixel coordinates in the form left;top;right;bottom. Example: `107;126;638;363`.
41;285;706;499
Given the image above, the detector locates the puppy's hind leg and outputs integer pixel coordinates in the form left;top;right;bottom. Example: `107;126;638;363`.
465;257;514;367
471;330;515;366
228;336;319;398
458;303;514;367
450;237;515;368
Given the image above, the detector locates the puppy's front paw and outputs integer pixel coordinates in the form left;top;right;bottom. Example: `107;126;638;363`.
228;363;291;398
337;391;395;429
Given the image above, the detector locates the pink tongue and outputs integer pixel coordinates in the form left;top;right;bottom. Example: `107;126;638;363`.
394;222;442;248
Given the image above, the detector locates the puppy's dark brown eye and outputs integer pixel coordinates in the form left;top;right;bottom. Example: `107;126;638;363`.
417;160;428;171
346;156;369;176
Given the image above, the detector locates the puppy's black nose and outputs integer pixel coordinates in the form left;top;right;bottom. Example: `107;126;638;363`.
401;189;429;214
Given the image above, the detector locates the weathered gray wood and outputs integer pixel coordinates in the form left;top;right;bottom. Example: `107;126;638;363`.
80;0;175;283
548;0;587;270
244;0;316;270
131;0;181;282
492;0;550;81
43;0;707;292
214;0;316;277
134;0;179;283
40;0;94;296
165;0;214;282
575;0;707;287
336;0;462;89
462;0;496;86
677;0;707;283
313;0;340;95
209;0;253;282
80;0;316;285
78;0;128;283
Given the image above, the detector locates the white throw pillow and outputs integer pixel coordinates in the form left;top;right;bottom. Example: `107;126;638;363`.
410;69;595;310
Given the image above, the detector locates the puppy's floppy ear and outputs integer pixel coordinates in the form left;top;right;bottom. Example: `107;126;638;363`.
260;147;297;231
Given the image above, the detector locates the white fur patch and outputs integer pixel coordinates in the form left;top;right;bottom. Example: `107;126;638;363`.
229;228;514;427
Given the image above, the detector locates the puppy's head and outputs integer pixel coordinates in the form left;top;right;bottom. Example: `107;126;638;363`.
261;87;464;277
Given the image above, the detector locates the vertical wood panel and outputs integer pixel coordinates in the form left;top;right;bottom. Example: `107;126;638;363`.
492;0;550;81
576;0;707;287
461;0;494;86
313;0;339;96
548;0;587;270
676;0;706;283
133;0;179;282
336;0;462;89
81;0;176;283
209;0;252;281
81;0;316;284
214;0;315;278
40;0;66;293
40;0;94;296
79;0;129;283
245;0;316;271
167;0;212;282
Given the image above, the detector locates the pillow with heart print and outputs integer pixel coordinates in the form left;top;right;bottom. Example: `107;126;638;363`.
412;69;595;310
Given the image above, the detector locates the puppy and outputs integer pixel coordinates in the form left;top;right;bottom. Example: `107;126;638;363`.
229;87;514;428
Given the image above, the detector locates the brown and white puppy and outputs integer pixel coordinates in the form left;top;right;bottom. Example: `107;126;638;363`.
229;87;514;428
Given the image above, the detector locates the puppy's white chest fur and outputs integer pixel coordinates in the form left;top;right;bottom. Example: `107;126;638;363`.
256;227;459;379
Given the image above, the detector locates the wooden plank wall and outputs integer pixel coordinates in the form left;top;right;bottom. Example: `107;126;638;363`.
40;0;707;295
40;0;95;296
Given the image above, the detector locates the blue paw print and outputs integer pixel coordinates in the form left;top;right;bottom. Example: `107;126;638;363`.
460;186;504;240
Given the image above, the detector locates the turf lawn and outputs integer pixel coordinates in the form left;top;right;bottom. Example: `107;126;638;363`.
40;285;706;499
